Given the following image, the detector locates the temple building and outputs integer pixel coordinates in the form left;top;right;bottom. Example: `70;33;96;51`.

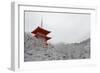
31;19;51;48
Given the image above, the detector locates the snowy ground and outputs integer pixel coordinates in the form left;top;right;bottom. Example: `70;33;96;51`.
24;32;90;62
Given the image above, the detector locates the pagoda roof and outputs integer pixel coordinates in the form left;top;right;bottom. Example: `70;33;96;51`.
31;26;51;35
34;34;51;40
45;36;51;40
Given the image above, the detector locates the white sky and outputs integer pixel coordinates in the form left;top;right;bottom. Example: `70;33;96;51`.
25;11;90;44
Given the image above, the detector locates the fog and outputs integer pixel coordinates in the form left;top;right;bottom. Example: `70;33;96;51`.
25;11;90;44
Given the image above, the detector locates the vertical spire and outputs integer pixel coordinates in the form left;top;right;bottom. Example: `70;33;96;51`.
41;18;43;27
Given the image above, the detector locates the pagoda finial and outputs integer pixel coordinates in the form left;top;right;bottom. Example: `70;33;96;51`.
41;17;43;27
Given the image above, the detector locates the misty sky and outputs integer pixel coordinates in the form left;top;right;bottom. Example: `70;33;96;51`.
24;11;90;44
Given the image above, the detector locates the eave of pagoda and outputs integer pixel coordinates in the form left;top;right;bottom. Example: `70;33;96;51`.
34;34;51;41
31;26;51;35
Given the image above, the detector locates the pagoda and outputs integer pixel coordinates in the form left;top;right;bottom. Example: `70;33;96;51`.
31;19;51;47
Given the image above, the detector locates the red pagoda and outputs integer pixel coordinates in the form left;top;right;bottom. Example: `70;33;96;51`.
31;19;51;47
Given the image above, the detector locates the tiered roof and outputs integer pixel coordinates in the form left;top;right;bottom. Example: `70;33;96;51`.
31;26;50;35
31;26;51;41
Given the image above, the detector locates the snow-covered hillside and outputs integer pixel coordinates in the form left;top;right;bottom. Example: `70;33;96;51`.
24;32;90;62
